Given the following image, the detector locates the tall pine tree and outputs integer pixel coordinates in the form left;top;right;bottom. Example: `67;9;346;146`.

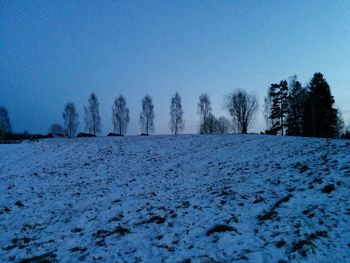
269;80;289;135
303;73;337;138
286;76;307;136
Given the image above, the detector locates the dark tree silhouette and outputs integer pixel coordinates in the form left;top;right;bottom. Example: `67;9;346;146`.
63;102;79;138
112;95;130;135
169;92;184;135
0;107;11;142
225;90;259;134
198;93;212;134
286;76;307;136
84;93;101;136
269;80;289;135
139;95;155;135
303;73;337;138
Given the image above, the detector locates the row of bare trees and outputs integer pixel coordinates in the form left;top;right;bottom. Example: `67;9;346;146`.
58;89;259;137
60;93;155;137
1;89;260;140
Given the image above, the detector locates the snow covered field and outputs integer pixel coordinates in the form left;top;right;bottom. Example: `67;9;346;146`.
0;134;349;262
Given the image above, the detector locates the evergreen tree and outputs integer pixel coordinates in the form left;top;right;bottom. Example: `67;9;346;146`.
303;73;337;138
286;76;307;136
269;80;289;135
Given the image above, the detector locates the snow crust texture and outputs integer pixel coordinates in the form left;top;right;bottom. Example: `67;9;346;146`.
0;134;349;262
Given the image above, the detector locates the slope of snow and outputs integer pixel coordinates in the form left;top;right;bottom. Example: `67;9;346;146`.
0;134;349;262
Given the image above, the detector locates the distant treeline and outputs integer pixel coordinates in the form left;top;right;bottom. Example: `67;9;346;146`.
0;72;349;143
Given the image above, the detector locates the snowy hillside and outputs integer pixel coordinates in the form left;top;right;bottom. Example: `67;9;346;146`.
0;135;349;262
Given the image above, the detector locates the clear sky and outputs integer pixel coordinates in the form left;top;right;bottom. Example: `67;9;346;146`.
1;0;349;135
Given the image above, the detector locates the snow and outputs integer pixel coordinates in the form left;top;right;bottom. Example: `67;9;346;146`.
0;134;349;262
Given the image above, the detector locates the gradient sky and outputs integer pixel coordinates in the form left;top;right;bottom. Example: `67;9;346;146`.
1;0;349;135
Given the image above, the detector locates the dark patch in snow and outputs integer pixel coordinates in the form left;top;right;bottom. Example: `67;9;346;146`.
18;251;57;263
93;226;130;239
0;207;11;214
273;194;293;210
293;162;310;173
143;216;166;224
3;237;32;251
108;213;124;222
206;224;238;236
322;184;335;194
15;200;24;207
70;247;87;253
71;227;82;233
276;240;286;248
253;195;265;204
258;210;278;221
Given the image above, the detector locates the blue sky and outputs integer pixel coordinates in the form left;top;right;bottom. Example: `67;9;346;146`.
1;0;349;134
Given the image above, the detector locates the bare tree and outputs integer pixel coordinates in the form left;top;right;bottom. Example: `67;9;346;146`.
63;102;79;138
263;88;274;130
197;93;212;134
49;124;64;135
335;110;345;138
169;92;184;135
112;95;130;135
217;116;231;134
206;113;219;134
84;93;101;136
139;95;155;135
225;89;259;133
0;107;11;142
